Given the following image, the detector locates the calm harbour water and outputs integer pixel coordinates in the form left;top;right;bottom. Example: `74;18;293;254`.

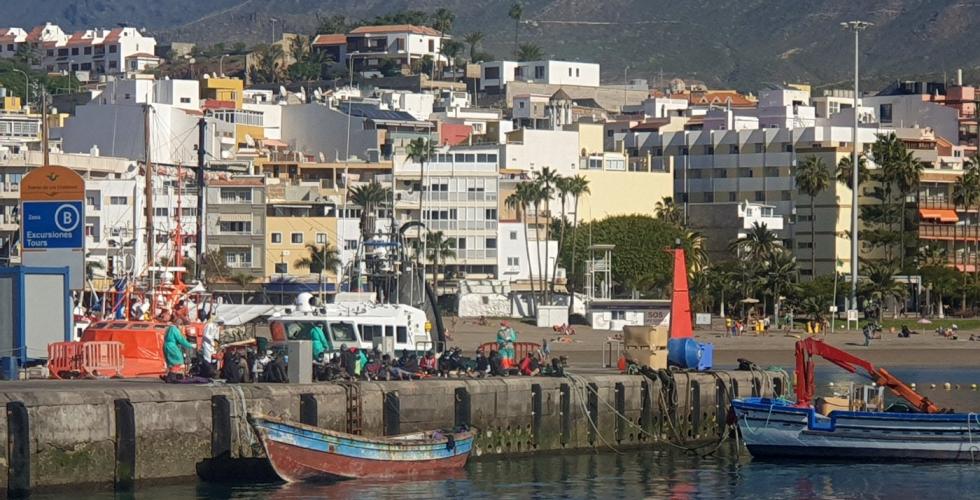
35;446;980;500
31;367;980;499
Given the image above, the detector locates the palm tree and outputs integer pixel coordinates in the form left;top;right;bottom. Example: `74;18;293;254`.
566;175;590;316
349;181;391;243
295;242;342;300
405;138;436;255
534;167;559;303
425;230;456;295
836;154;869;190
796;155;832;277
440;40;465;78
730;222;780;262
684;230;710;276
952;167;980;307
871;133;906;261
508;2;524;58
506;182;538;315
764;249;800;327
551;175;571;297
463;32;485;62
654;196;683;227
229;272;255;304
517;43;543;62
431;8;456;78
893;149;923;272
860;260;908;319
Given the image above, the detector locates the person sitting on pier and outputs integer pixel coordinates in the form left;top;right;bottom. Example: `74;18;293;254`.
420;350;439;375
471;348;489;377
489;350;507;376
339;344;357;379
162;325;197;381
519;352;541;376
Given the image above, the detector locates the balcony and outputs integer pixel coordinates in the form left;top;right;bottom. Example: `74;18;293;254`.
919;224;980;241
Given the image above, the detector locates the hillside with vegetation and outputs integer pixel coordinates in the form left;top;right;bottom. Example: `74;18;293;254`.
5;0;980;89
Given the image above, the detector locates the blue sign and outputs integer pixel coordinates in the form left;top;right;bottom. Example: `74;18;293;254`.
22;201;84;249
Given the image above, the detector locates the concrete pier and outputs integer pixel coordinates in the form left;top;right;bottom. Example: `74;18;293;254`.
0;369;786;494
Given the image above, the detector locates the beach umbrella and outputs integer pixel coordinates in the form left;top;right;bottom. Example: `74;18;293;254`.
917;318;932;324
740;298;760;304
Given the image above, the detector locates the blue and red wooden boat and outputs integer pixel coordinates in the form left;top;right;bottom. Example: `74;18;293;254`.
251;415;475;482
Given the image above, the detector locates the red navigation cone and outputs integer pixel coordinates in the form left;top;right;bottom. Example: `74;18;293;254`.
669;248;693;339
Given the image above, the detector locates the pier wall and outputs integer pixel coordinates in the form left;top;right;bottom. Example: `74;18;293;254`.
0;370;785;494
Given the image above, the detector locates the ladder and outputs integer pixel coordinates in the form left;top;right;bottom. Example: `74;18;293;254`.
342;381;363;435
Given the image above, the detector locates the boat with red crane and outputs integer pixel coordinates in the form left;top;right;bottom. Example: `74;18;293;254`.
732;338;980;460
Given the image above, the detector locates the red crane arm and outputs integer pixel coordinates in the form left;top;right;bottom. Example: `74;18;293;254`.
794;338;943;414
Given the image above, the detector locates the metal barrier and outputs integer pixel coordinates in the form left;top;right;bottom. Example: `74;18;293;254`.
81;342;124;378
478;342;541;359
47;341;124;379
602;340;623;368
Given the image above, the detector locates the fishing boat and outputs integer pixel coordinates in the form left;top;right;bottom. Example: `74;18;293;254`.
251;415;475;482
732;338;980;461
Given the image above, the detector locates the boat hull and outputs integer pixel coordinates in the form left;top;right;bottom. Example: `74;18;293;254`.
253;416;473;482
732;397;980;461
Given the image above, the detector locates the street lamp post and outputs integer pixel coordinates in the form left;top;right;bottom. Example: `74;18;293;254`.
841;20;873;314
219;54;229;77
12;68;30;108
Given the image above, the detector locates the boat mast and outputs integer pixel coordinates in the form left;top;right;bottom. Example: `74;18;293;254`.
144;103;154;278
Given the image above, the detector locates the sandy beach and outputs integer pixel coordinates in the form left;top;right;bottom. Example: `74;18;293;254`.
444;317;980;369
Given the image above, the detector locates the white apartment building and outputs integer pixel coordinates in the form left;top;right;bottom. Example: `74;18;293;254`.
0;24;157;80
344;25;447;73
861;93;962;145
757;88;816;129
84;178;140;278
737;201;785;239
0;111;41;152
480;60;600;92
377;90;435;121
497;221;559;282
58;78;236;166
394;144;500;278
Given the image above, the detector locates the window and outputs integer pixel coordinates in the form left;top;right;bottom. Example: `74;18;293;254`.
781;191;792;201
316;233;327;244
679;147;689;156
534;65;545;79
611;311;626;320
154;207;169;217
730;145;740;154
568;67;573;77
754;143;764;153
717;169;728;178
706;146;714;155
485;67;500;79
704;192;714;203
271;232;282;243
84;46;91;55
783;144;794;153
576;68;580;77
359;324;382;343
879;103;893;124
764;167;780;177
181;207;197;216
46;49;54;57
755;191;765;202
507;257;519;266
81;62;91;70
485;208;497;220
486;238;497;249
71;47;79;56
396;326;408;344
180;97;191;104
274;263;287;274
219;221;252;234
220;188;252;203
109;45;118;53
344;240;358;250
728;192;737;202
510;231;518;240
291;232;303;244
457;238;466;249
109;61;117;69
110;196;128;205
58;48;68;57
225;248;252;268
428;39;435;52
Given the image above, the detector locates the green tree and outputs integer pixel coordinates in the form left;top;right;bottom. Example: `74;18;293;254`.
566;175;590;315
431;8;456;33
349;181;391;243
870;133;906;261
860;259;908;319
508;2;524;58
295;242;342;301
836;153;868;190
440;39;465;78
199;250;230;287
893;149;923;272
796;155;832;277
506;182;539;315
552;175;572;297
425;230;456;295
405;138;436;256
463;32;485;62
517;43;543;62
534;167;560;303
952;166;980;307
654;195;683;227
730;222;780;262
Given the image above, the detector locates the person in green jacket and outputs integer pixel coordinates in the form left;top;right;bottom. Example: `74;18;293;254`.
310;323;329;361
163;325;196;372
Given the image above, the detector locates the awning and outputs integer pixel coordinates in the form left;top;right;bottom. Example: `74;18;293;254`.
919;208;959;223
262;138;289;149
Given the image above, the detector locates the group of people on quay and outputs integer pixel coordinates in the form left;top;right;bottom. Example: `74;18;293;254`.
160;319;565;384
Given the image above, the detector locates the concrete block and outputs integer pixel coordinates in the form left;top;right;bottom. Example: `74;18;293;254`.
287;341;312;384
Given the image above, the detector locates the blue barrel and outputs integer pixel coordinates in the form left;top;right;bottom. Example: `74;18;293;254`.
667;338;713;370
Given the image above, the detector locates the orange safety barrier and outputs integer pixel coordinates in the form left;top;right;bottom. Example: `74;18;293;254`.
47;342;84;379
47;341;124;379
478;341;541;360
81;341;125;378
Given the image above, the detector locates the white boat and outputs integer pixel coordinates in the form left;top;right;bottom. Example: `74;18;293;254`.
268;301;435;354
732;337;980;461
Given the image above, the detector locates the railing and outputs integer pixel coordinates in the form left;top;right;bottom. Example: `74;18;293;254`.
920;224;980;240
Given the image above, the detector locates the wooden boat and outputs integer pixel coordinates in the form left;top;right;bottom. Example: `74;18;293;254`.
251;415;474;482
732;338;980;461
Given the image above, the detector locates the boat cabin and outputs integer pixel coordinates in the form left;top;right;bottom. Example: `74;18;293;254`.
268;303;432;355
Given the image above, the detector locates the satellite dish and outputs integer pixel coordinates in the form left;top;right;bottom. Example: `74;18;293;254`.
318;152;326;162
245;134;255;147
279;85;287;96
203;73;210;79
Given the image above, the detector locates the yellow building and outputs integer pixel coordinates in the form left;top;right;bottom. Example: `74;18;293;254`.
578;152;673;222
264;200;339;284
200;77;264;150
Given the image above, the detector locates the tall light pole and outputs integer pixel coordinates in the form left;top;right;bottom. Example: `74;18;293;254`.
219;54;229;77
12;68;29;108
841;20;872;313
